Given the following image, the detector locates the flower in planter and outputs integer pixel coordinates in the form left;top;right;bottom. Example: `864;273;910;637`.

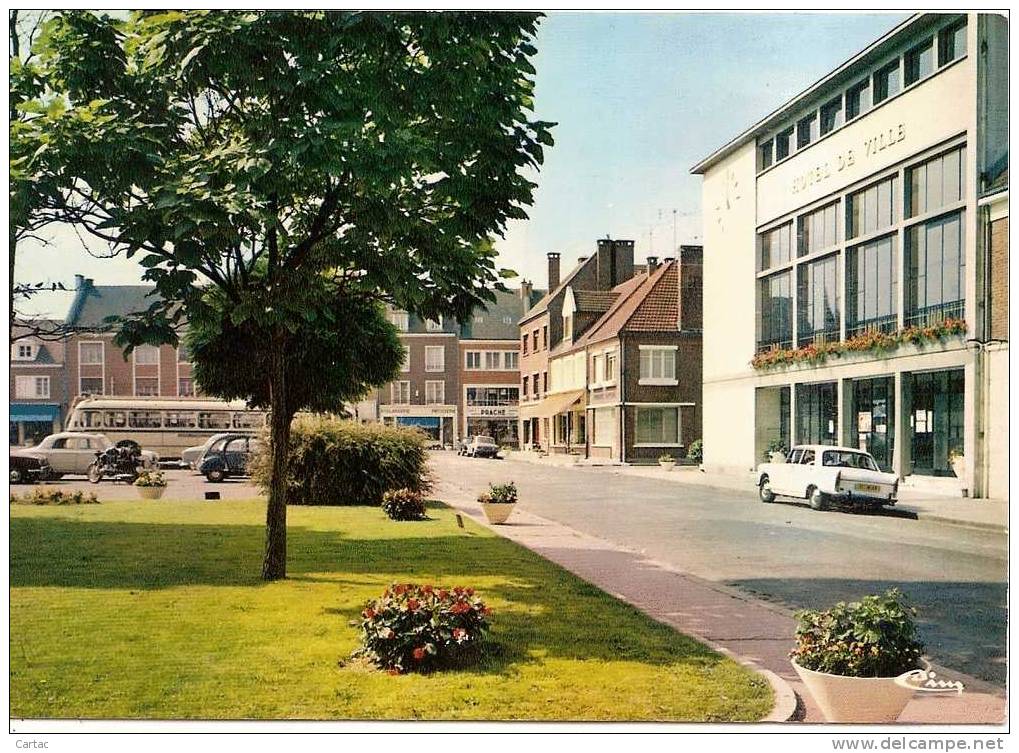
481;482;517;505
658;454;675;463
133;470;167;488
789;589;924;678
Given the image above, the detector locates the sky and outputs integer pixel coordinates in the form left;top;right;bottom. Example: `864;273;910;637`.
15;11;909;317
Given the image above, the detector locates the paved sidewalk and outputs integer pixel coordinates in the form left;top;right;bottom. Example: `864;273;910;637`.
437;474;1006;725
504;452;1008;533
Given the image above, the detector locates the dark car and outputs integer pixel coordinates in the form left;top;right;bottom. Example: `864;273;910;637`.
199;434;262;482
10;453;51;484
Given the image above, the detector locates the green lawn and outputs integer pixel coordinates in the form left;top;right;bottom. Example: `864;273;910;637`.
10;498;772;721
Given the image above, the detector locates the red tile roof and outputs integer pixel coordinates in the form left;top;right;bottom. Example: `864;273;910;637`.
572;261;679;348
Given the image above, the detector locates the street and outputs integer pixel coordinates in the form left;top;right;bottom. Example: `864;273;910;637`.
429;452;1008;686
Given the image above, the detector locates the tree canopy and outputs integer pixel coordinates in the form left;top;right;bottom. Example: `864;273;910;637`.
27;10;553;578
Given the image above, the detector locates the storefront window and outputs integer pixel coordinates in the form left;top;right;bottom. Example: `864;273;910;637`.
796;254;839;346
851;377;895;471
910;369;964;476
847;235;898;336
795;382;837;445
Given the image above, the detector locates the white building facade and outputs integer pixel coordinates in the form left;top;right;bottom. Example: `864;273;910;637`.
692;13;1008;498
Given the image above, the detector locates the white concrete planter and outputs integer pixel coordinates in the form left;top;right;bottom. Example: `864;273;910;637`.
792;660;914;723
658;460;676;471
480;502;515;525
770;451;787;464
136;486;166;500
950;457;966;481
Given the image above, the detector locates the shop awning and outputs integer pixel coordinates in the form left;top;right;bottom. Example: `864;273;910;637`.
519;390;586;420
10;403;60;423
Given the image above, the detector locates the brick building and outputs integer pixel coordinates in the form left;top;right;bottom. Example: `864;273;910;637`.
518;239;704;462
10;324;69;445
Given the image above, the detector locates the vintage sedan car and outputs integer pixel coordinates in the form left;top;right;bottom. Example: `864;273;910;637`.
756;444;898;511
199;434;262;482
9;452;51;484
11;432;158;479
180;432;246;470
462;435;500;459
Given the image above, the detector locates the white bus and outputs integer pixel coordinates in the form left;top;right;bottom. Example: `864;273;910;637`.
65;397;268;459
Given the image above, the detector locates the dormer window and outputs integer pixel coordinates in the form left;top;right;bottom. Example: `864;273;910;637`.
12;343;37;361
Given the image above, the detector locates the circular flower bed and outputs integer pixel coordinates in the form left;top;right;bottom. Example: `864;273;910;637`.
354;583;491;673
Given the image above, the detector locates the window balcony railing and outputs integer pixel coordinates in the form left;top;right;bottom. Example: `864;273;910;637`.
795;327;840;348
905;300;965;328
756;337;793;354
847;314;898;339
466;398;520;407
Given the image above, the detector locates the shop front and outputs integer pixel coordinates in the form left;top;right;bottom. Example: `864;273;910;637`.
380;403;458;448
10;403;62;446
463;387;519;446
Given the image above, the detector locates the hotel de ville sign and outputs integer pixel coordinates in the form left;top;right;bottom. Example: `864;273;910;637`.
791;123;907;195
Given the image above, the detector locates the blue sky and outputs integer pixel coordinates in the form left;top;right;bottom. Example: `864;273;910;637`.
16;11;907;316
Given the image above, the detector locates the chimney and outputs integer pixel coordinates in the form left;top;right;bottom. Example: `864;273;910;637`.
519;279;533;305
646;256;659;272
597;239;635;289
547;252;561;291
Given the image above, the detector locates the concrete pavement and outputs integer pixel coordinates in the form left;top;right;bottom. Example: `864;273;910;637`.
435;472;1006;725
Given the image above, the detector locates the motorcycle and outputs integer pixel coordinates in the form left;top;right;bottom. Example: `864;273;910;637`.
87;445;144;484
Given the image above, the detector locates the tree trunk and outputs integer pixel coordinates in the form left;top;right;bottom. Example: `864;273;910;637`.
262;333;292;581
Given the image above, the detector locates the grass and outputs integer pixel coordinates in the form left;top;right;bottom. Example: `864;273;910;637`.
10;498;772;721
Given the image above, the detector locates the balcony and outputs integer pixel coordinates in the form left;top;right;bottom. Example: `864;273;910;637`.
756;337;792;354
795;327;840;348
905;300;965;329
847;314;897;339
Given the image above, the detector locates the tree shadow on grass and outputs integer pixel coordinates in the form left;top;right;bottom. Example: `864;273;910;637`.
10;516;726;674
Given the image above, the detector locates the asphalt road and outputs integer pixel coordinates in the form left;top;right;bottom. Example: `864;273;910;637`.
430;452;1008;686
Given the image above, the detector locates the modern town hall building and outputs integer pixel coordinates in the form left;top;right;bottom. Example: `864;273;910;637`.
692;13;1007;498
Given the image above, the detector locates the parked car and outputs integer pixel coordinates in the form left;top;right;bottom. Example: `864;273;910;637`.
180;432;248;470
9;452;51;484
462;435;500;459
11;432;158;479
756;444;898;511
199;434;262;482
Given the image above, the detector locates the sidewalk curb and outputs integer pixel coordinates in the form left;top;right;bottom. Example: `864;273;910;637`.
442;490;800;723
904;512;1007;534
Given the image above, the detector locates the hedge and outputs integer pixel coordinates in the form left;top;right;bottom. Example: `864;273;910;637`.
251;416;432;506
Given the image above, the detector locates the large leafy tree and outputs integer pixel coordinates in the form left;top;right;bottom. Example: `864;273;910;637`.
31;10;552;579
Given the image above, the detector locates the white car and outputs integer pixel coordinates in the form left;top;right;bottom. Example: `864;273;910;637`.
756;444;898;511
12;432;158;479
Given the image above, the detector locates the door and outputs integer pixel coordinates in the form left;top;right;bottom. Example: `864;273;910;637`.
223;437;248;473
45;437;80;474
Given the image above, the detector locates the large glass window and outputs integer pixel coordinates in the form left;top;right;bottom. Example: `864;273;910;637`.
796;382;838;446
797;202;838;257
938;19;966;67
905;211;965;326
757;272;793;351
635;407;680;445
847;235;898;336
847;176;897;239
759;222;792;270
873;60;901;104
910;369;964;476
797;254;840;345
905;39;934;86
846;78;871;121
851;377;895;472
906;147;964;218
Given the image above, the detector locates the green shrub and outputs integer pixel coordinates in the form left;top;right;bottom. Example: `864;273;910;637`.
11;489;99;506
687;438;703;463
789;589;925;677
354;583;491;674
251;416;432;506
381;488;427;521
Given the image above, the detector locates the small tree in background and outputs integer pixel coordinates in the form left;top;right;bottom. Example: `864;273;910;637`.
30;10;553;579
